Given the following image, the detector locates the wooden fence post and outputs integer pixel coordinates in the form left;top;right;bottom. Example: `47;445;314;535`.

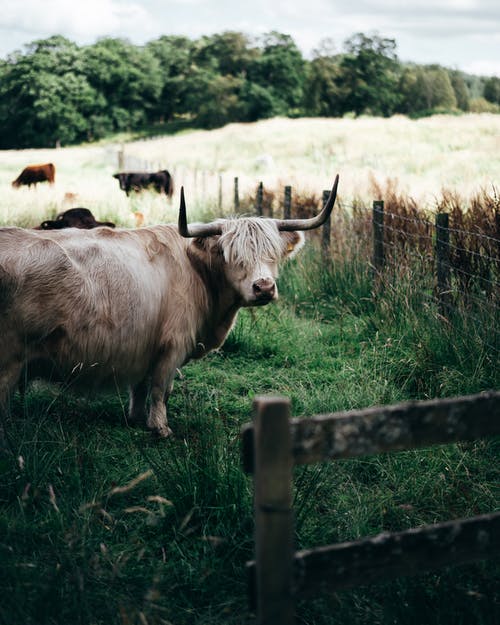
117;146;125;171
284;186;292;219
257;182;264;217
436;212;451;315
322;189;331;262
372;200;385;274
253;396;294;625
234;177;240;212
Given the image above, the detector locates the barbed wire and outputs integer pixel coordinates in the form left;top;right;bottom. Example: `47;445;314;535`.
450;291;500;312
382;223;435;242
381;233;500;268
446;240;500;263
347;203;497;240
446;225;500;244
441;262;500;289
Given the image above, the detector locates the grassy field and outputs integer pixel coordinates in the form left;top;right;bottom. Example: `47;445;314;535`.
1;113;500;228
0;114;499;624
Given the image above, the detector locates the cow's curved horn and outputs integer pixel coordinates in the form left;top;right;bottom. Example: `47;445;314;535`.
178;187;223;238
273;174;339;232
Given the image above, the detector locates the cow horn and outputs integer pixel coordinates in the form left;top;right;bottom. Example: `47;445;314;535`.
178;187;223;238
273;174;339;232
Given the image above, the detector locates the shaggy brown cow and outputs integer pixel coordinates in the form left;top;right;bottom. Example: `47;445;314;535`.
12;163;56;188
35;208;115;230
0;176;339;438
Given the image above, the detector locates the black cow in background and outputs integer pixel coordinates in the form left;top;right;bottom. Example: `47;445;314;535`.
113;170;174;197
35;208;116;230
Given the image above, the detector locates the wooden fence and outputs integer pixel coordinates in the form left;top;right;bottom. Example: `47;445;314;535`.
241;391;500;624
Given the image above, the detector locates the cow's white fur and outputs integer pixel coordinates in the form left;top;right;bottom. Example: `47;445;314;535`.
0;220;304;437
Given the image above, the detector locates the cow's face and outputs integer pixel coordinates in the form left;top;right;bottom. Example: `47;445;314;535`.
113;173;127;190
193;219;304;306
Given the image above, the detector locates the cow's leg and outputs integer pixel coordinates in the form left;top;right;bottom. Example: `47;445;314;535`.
146;349;184;438
0;360;23;409
0;359;23;451
128;379;149;426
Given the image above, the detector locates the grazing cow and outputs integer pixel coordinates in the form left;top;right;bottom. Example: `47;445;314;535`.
35;208;116;230
0;176;339;438
113;170;174;197
12;163;55;188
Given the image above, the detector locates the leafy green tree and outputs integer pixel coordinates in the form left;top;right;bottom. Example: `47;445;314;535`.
336;33;401;116
398;66;419;114
249;31;306;114
82;38;162;131
184;72;245;128
303;42;342;116
192;31;258;77
450;71;470;111
415;67;457;111
239;81;277;121
147;35;195;121
0;35;101;148
484;76;500;104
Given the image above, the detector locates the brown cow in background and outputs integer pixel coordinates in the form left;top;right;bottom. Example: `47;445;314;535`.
12;163;55;188
35;208;115;230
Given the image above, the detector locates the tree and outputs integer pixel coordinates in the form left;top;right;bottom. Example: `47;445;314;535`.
249;31;306;114
184;72;245;128
192;31;258;77
304;53;342;117
398;66;419;114
82;38;162;131
240;81;277;122
484;76;500;104
336;33;401;116
147;35;195;121
419;67;457;111
0;36;102;148
450;71;470;111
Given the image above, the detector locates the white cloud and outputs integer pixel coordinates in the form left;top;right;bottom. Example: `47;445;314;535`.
1;0;156;43
461;59;500;77
0;0;498;76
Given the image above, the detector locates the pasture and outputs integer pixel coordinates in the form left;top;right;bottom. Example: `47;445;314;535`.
0;114;499;625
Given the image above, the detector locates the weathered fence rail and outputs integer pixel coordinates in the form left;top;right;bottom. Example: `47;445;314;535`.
241;391;500;624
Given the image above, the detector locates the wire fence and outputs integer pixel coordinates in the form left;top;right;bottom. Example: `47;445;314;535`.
113;148;499;353
237;177;499;356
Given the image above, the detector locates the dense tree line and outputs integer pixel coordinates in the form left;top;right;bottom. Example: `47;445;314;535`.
0;31;498;148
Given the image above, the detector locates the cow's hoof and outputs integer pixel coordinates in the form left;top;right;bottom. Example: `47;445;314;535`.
152;426;173;439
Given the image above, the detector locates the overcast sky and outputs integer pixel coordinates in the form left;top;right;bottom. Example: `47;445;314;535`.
1;0;499;76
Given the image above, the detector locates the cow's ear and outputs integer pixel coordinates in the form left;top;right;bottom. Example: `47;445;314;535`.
280;230;305;259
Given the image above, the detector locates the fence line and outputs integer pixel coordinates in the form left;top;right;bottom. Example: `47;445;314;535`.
112;147;499;330
241;392;500;623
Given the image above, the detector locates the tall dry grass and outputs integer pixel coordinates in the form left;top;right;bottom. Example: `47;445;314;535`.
0;114;499;229
124;114;500;204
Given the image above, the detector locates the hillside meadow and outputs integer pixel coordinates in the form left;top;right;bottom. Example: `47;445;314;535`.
0;114;499;625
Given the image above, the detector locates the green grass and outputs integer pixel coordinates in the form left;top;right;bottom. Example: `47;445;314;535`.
0;115;499;623
0;246;498;625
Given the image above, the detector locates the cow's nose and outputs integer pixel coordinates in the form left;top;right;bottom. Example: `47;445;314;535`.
253;278;276;300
